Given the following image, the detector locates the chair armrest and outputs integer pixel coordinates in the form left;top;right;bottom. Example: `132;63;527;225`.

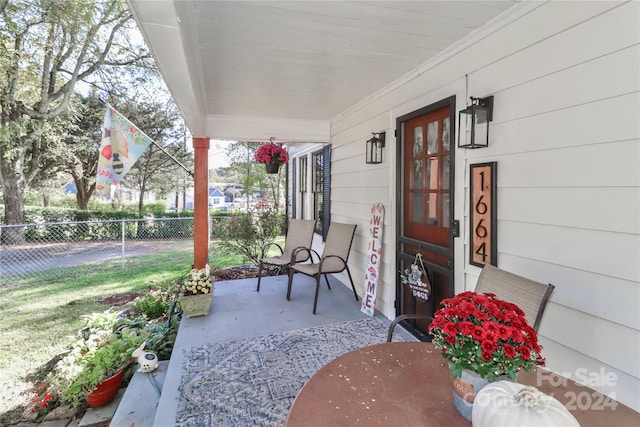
318;254;347;272
261;242;284;258
291;246;320;264
387;314;434;342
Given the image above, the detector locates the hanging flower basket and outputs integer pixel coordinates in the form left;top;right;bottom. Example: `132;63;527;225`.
265;163;280;174
254;140;288;173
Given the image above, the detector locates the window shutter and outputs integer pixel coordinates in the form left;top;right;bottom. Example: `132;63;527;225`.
291;157;297;218
322;145;331;241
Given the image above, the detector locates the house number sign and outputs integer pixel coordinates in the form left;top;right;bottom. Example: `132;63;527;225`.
469;162;497;267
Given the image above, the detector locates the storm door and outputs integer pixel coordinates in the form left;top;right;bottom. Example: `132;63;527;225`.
396;97;456;340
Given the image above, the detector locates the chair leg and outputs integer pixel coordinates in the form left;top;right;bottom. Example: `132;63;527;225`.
256;261;264;292
345;266;358;301
313;274;322;314
323;274;331;289
287;268;294;301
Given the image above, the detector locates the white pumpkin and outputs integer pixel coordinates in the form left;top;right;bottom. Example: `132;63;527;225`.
473;381;580;427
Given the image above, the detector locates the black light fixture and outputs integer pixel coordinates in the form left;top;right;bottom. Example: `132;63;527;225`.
366;132;385;164
458;96;494;149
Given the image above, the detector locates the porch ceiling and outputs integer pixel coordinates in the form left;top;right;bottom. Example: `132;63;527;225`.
128;1;517;141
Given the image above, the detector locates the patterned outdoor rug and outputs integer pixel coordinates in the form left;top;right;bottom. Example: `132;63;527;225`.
176;317;404;427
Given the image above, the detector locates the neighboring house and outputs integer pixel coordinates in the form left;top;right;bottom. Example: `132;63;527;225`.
208;188;225;207
169;187;226;210
131;1;640;410
65;181;156;204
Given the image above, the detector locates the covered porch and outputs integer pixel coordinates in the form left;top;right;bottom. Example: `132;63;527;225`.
128;0;640;419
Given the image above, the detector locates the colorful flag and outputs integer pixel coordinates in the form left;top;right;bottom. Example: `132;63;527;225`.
95;106;153;199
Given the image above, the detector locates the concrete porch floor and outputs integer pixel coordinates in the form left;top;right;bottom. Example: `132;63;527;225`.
150;272;389;426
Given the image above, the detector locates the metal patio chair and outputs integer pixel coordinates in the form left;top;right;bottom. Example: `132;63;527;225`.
256;219;316;292
386;263;555;341
286;222;358;314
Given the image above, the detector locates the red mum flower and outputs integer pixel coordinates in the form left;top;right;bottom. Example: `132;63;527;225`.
511;328;525;343
483;321;499;334
503;343;516;358
430;290;545;380
481;339;496;354
472;326;485;340
518;346;531;360
497;325;511;340
483;330;498;343
458;321;475;336
443;322;458;337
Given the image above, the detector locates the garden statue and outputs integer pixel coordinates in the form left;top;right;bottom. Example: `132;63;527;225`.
132;342;158;373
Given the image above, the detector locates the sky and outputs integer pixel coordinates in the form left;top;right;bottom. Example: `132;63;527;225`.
208;140;234;169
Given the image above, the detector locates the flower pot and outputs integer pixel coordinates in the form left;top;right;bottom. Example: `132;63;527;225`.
179;291;214;318
85;369;124;407
448;363;510;421
449;363;490;422
265;163;280;174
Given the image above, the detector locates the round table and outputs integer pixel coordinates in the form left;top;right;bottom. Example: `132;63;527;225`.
285;342;468;426
285;342;640;427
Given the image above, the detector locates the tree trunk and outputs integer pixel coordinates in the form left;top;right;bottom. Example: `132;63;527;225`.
43;194;50;207
0;167;26;244
72;174;94;210
138;182;146;212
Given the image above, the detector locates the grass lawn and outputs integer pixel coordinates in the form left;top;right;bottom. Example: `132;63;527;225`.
0;245;248;424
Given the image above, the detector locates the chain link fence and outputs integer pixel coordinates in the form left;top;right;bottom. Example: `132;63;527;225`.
0;217;211;287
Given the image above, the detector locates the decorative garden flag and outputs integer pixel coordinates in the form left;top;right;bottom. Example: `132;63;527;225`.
95;106;153;198
361;203;384;317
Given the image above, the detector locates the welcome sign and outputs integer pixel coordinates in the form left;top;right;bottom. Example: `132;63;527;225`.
361;203;384;317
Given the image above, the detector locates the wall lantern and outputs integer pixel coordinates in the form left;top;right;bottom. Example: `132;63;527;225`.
366;132;386;164
458;96;494;149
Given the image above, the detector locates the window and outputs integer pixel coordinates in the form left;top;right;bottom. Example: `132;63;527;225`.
312;150;323;234
312;145;331;240
299;156;307;219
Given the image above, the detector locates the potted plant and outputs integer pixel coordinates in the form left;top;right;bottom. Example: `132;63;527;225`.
178;266;214;318
37;312;145;410
254;141;289;174
428;291;546;421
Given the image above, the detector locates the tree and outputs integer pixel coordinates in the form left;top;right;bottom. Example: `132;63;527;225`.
0;0;149;243
225;141;261;212
58;94;104;209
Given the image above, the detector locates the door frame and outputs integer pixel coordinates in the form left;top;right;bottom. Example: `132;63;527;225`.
394;95;457;334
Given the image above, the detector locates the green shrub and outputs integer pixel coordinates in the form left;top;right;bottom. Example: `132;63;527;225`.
214;206;286;264
132;284;181;319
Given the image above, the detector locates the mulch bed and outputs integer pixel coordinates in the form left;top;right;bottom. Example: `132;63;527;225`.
99;265;286;307
100;292;143;306
212;264;286;281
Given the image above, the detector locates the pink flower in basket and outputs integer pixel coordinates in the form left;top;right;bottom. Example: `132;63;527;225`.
254;143;289;165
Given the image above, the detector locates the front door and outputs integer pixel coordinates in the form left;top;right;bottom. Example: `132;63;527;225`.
396;97;456;340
